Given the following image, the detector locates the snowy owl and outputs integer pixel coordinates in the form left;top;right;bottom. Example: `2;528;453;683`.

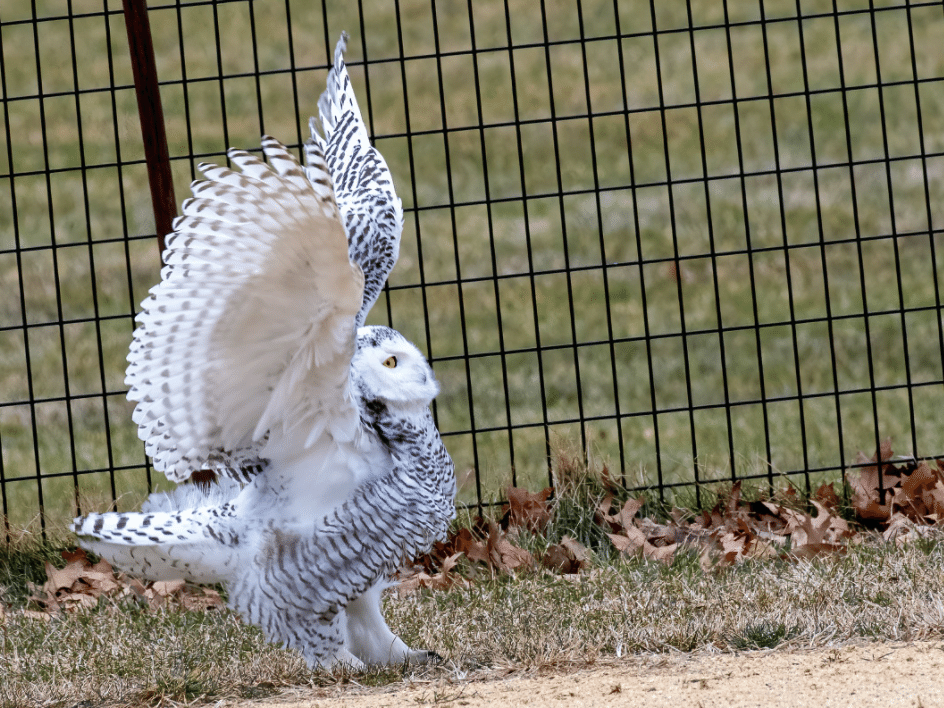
72;34;456;670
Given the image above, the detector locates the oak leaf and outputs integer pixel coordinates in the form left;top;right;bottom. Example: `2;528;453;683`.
597;496;644;534
505;486;553;532
813;483;840;511
542;536;590;573
486;523;533;572
785;501;851;558
398;553;468;593
43;560;85;595
34;547;223;614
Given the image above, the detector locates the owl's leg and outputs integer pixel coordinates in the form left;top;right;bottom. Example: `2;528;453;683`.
344;582;441;666
231;578;365;670
295;611;366;671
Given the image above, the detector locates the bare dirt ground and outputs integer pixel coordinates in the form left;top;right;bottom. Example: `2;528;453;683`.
244;641;944;708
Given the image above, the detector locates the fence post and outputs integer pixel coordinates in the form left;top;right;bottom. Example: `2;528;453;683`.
122;0;176;253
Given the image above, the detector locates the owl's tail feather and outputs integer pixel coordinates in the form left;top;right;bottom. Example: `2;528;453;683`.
71;506;238;585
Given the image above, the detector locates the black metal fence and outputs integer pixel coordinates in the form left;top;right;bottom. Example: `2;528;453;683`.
2;0;944;533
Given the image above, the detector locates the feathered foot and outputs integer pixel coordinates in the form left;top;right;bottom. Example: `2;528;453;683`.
344;582;442;667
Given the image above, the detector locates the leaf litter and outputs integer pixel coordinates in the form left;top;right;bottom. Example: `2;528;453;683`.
400;438;944;591
22;547;223;617
15;438;944;613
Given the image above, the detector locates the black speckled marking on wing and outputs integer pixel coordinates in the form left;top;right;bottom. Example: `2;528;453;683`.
309;33;403;329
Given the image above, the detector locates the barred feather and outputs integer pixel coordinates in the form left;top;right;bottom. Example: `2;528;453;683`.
73;370;455;668
72;504;240;584
309;33;403;329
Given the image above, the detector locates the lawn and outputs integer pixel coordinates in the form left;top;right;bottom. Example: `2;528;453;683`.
2;479;944;707
1;0;944;531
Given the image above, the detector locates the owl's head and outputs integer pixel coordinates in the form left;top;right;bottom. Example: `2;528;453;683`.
352;326;440;408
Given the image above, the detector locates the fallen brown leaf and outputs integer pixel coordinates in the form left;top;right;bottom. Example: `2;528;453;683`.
813;483;840;510
31;548;224;614
560;537;590;563
847;441;944;530
454;527;489;565
504;486;553;532
542;537;590;574
401;439;944;591
486;523;533;573
398;553;468;593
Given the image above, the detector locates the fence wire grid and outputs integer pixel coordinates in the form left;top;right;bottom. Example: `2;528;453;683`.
2;0;944;533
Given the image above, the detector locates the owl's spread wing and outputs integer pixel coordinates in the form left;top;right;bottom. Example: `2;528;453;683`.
127;137;365;484
308;32;403;329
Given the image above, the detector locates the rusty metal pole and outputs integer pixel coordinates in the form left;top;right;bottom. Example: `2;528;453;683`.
122;0;176;253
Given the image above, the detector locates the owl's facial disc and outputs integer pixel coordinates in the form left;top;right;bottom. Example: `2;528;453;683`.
354;326;440;406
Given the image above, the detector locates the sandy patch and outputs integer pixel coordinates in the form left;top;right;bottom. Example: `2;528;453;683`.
247;641;944;708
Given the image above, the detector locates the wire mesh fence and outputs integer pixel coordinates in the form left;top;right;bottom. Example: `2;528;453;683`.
2;0;944;533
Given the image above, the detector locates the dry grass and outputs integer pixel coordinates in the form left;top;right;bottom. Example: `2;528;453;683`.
2;524;944;707
0;602;313;707
393;533;944;664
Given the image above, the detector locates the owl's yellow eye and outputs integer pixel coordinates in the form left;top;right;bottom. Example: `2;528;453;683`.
382;356;398;369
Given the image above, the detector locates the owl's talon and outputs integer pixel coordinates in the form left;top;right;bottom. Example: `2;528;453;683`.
407;649;444;664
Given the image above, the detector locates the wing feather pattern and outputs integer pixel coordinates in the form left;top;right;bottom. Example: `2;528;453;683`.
309;33;403;328
127;137;365;483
